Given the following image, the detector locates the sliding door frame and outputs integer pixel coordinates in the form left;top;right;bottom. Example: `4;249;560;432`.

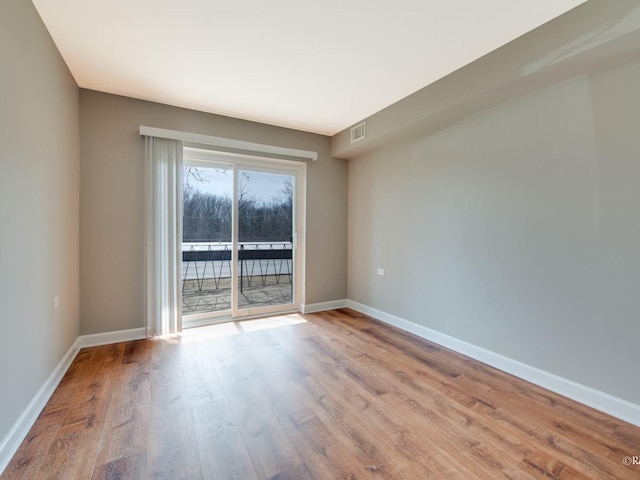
182;147;306;327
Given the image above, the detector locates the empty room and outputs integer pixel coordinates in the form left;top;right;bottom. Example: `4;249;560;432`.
2;0;640;478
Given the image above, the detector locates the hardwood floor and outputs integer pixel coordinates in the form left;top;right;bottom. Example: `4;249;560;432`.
3;308;640;479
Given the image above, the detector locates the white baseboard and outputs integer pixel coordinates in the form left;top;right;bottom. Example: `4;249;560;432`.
346;300;640;428
0;327;149;475
0;341;80;475
301;299;348;314
75;327;148;348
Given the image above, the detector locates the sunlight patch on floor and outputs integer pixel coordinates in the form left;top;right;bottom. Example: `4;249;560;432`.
238;313;307;333
179;313;307;343
180;321;241;343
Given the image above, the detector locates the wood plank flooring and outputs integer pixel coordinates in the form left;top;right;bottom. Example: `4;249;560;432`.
3;308;640;479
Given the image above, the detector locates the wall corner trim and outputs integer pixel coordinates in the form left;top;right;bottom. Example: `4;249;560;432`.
301;299;348;314
0;327;148;475
345;299;640;428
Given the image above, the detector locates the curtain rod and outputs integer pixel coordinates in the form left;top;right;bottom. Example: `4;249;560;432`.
139;126;318;161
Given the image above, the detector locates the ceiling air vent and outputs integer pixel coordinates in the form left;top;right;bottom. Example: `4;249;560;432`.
350;121;366;144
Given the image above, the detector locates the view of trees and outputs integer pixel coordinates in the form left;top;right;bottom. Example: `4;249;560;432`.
183;167;293;243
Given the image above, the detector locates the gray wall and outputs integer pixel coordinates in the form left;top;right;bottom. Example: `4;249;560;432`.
0;0;80;443
80;90;347;335
348;57;640;404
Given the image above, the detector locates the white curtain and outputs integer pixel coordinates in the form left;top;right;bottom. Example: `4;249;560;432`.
144;136;183;336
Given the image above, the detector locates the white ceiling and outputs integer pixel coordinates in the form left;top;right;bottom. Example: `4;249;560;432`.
32;0;587;136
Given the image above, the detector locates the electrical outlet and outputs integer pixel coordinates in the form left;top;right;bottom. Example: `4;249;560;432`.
377;268;385;276
52;296;59;309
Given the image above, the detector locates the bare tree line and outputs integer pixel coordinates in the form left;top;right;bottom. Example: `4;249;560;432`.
183;168;293;243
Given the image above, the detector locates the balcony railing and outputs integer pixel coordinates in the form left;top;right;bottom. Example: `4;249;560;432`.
181;241;292;314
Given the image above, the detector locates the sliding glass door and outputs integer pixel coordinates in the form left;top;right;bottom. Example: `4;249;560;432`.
181;148;304;327
182;162;234;316
237;169;294;311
